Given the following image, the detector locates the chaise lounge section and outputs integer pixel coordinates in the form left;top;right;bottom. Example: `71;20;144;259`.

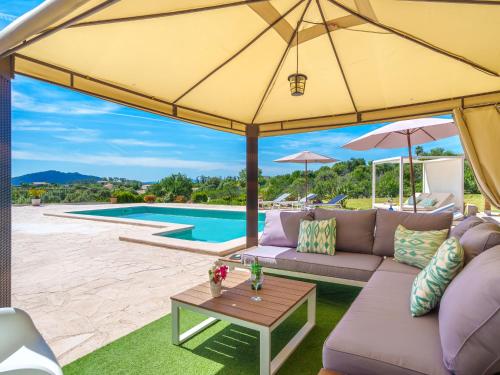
238;209;500;375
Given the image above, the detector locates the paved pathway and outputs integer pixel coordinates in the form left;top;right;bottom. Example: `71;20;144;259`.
12;204;218;365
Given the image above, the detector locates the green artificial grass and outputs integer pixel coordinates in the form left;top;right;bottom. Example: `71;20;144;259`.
64;281;360;375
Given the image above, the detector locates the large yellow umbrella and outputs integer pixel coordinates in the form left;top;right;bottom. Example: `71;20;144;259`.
0;0;498;136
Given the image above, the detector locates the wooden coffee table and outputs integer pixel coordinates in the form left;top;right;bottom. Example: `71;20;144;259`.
171;271;316;375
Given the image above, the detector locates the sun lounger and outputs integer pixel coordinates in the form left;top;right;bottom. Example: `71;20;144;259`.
259;193;291;209
291;193;317;209
314;194;347;208
402;192;455;212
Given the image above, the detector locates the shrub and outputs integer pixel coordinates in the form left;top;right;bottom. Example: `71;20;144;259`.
174;195;187;203
144;194;156;203
113;190;141;203
191;191;208;203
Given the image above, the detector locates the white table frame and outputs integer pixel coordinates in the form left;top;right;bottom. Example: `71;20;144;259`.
172;288;316;375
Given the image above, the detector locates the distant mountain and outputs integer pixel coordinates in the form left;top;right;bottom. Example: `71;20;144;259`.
12;170;101;186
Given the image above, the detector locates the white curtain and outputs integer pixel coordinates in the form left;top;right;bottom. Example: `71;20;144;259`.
453;106;500;209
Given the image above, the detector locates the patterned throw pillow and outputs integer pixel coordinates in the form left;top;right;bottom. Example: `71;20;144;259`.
410;237;464;316
297;219;336;255
418;198;438;208
406;195;422;206
394;225;448;269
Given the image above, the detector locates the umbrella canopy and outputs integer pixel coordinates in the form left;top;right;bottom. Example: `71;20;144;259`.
274;150;338;163
343;118;457;150
0;1;498;136
343;117;458;212
275;151;338;204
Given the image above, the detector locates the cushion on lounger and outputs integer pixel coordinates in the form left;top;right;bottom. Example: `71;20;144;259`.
439;245;500;375
314;208;376;254
459;222;500;264
259;210;313;248
373;209;453;257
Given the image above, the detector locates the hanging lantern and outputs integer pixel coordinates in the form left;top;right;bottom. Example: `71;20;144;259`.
288;24;307;96
288;73;307;96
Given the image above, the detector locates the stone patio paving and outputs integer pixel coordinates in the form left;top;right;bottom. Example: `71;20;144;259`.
12;204;219;365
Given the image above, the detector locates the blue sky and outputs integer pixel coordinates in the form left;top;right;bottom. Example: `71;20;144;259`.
1;1;463;182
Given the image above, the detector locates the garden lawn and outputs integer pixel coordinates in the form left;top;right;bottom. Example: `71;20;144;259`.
63;281;360;375
344;194;498;212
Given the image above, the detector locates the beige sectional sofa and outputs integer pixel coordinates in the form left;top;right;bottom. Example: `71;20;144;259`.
240;209;500;375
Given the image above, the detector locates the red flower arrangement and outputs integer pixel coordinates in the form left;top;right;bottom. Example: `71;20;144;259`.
209;262;229;284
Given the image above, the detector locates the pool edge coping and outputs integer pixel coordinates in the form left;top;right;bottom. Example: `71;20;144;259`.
43;209;260;256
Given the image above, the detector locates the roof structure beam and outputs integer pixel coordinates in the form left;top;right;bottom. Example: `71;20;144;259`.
0;0;121;60
317;0;358;113
402;0;500;4
251;0;313;124
327;0;499;77
172;0;305;105
66;0;270;29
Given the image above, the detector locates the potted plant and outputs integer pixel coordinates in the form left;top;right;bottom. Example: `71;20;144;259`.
110;194;118;204
28;189;45;206
208;262;229;298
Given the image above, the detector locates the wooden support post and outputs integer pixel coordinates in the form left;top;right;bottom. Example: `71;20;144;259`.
246;125;259;248
0;57;12;307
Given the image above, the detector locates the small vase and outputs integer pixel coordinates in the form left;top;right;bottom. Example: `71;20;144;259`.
31;198;41;206
210;281;222;298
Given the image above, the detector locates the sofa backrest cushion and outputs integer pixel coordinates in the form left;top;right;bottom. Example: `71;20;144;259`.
459;222;500;264
314;208;376;254
372;209;452;257
439;245;500;375
450;216;484;239
259;210;313;248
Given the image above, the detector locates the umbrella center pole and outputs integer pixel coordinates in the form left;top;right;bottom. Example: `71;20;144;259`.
305;161;308;207
406;132;417;213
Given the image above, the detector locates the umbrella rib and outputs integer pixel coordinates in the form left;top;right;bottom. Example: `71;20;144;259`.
251;0;312;124
66;1;270;28
419;127;437;141
326;0;499;77
172;0;305;105
317;0;358;113
372;132;393;148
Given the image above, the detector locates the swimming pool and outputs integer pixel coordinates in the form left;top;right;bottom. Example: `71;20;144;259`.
69;206;265;243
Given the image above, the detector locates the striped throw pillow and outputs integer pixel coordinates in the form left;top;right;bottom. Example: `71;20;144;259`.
394;225;448;269
297;219;336;255
410;237;464;316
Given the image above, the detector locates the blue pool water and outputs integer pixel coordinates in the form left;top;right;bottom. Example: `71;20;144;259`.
70;206;265;243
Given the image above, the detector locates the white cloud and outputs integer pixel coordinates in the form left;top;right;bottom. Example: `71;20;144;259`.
12;90;119;115
277;133;353;150
109;139;175;148
54;134;98;143
0;12;16;21
12;150;241;171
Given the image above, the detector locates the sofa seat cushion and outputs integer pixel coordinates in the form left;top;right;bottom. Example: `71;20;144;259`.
314;208;376;254
242;246;382;282
439;245;500;375
323;270;450;375
377;258;420;275
373;209;452;257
